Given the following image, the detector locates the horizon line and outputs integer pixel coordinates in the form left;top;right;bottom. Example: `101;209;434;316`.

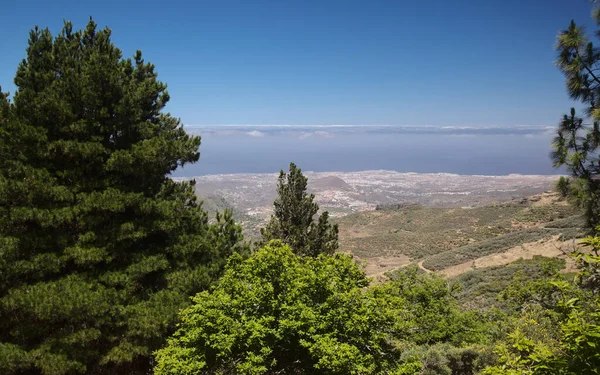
183;124;555;128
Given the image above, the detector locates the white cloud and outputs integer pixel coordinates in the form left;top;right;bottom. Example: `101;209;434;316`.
246;130;265;137
184;124;554;138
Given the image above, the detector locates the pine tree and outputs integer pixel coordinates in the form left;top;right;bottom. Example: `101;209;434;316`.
550;109;600;224
555;176;571;198
553;9;600;225
260;163;338;257
0;20;247;375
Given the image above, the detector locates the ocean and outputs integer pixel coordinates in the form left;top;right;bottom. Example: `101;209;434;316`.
173;125;560;177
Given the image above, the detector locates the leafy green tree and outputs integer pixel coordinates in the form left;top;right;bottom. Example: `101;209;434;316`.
484;298;600;375
484;230;600;375
395;343;493;375
260;162;339;257
155;242;402;375
499;274;587;318
385;267;484;346
482;306;560;375
574;224;600;294
379;268;493;375
0;20;247;375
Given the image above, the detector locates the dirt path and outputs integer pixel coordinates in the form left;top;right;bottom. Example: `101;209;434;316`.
437;236;579;278
418;260;432;273
361;254;411;282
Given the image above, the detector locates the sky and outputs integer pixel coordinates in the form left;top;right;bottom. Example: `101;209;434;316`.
0;0;596;127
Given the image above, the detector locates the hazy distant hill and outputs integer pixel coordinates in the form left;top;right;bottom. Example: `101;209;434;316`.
187;171;562;228
309;176;353;191
199;194;234;216
186;171;583;277
192;172;586;288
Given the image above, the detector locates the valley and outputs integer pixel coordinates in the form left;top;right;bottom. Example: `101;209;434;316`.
189;170;561;233
189;171;584;281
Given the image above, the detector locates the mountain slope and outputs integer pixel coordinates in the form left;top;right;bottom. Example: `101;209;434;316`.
335;193;584;277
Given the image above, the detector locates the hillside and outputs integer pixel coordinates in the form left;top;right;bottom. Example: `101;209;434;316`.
335;192;586;278
309;175;353;191
190;171;561;238
449;256;571;310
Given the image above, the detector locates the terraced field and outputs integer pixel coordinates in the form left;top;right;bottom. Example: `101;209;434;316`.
335;193;586;277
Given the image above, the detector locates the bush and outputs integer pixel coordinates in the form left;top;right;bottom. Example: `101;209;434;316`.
154;243;401;375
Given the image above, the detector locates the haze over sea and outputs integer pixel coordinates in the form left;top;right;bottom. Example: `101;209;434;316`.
175;125;558;177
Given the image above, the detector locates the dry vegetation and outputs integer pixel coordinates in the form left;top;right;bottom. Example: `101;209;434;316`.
438;235;579;278
449;256;571;310
336;192;585;277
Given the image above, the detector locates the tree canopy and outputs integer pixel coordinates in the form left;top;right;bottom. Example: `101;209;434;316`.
4;3;600;375
155;242;399;375
0;20;247;375
155;242;491;375
260;163;339;257
483;273;600;374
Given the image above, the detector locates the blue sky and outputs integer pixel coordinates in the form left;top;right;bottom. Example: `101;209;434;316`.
0;0;595;126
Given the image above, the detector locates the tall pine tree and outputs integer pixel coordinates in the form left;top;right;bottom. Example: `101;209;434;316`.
0;20;247;375
550;109;600;224
552;7;600;225
260;163;338;257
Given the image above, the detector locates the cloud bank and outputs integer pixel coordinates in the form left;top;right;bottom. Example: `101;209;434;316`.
184;124;555;138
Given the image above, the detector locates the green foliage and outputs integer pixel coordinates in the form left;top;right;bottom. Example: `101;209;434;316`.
394;343;494;375
550;110;600;225
386;266;485;346
453;256;567;311
484;298;600;375
552;5;600;226
555;176;571;198
381;267;493;374
574;224;600;294
154;243;400;375
499;277;588;319
483;306;560;375
260;163;339;257
155;244;493;375
483;229;600;374
556;299;600;373
0;20;247;374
